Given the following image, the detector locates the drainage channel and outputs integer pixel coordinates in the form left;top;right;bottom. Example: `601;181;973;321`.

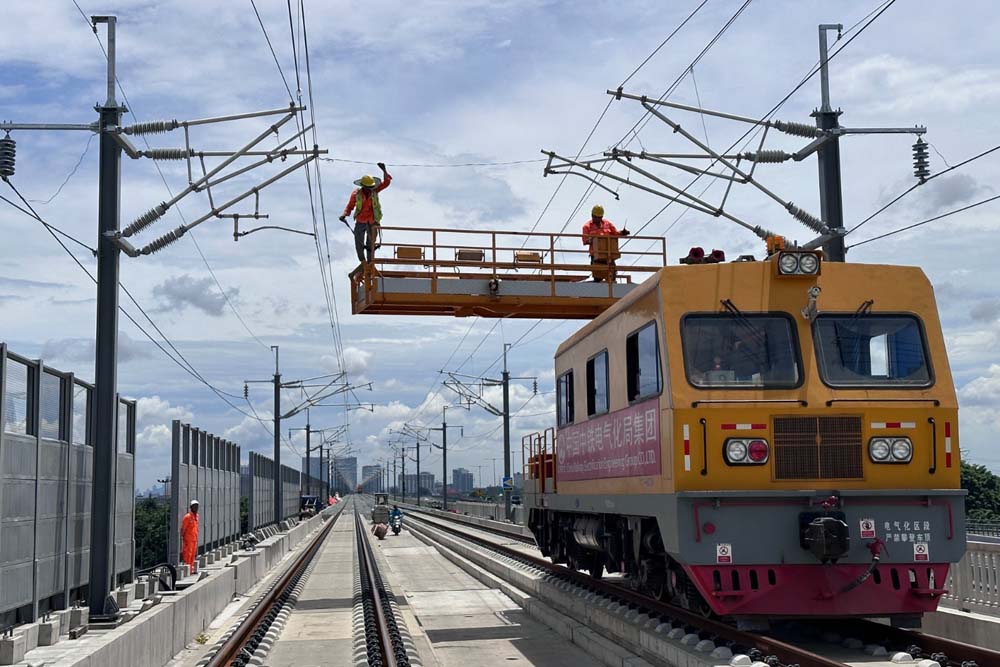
199;502;347;667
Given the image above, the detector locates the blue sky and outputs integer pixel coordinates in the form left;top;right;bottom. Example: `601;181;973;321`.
2;0;1000;491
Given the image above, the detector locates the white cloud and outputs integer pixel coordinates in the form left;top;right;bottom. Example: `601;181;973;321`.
5;0;1000;483
959;365;1000;407
343;346;373;374
837;54;1000;115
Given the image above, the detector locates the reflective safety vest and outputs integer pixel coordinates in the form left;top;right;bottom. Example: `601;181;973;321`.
355;190;383;223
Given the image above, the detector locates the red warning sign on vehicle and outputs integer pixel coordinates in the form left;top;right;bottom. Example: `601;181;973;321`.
859;518;877;539
716;543;732;564
913;542;930;562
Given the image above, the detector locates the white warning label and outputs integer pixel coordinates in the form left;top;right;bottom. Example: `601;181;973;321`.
914;542;930;562
716;543;732;564
859;518;877;539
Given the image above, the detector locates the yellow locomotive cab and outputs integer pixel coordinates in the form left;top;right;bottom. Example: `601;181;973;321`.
525;256;964;623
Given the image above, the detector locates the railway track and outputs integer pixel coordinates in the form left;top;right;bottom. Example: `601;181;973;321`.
406;509;997;667
202;502;346;667
354;507;412;667
398;503;536;544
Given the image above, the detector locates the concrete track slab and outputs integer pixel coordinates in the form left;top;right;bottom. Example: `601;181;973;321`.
379;528;602;667
266;509;356;667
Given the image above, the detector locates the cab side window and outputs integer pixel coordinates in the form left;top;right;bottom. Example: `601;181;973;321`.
586;350;609;417
557;370;575;426
626;322;661;402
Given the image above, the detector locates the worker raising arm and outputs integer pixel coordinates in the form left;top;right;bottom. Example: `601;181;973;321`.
340;162;392;264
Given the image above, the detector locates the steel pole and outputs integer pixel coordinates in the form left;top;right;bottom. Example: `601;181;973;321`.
415;440;421;506
305;414;311;497
401;448;406;503
87;15;122;619
816;24;846;262
502;345;512;521
442;410;448;512
272;346;281;524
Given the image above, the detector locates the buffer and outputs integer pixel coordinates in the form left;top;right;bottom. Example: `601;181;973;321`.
350;226;666;319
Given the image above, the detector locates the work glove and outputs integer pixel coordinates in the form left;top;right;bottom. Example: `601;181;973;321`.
339;215;347;223
620;229;631;236
377;162;386;171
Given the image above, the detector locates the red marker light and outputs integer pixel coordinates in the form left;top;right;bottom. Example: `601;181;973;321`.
703;522;716;535
747;440;769;462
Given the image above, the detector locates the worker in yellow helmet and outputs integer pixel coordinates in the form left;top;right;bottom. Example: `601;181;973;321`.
340;162;392;263
582;205;629;282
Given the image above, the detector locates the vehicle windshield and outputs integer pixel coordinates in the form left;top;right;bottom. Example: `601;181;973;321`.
813;314;932;387
682;314;801;388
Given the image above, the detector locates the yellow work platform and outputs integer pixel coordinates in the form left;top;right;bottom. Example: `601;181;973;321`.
350;227;666;319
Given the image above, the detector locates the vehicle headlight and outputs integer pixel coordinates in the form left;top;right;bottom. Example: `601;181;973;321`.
869;438;891;461
891;438;913;462
778;252;800;274
726;440;747;463
724;438;769;465
798;253;819;274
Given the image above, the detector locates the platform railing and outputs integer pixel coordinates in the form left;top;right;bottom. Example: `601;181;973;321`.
968;522;1000;538
941;540;1000;615
354;226;667;298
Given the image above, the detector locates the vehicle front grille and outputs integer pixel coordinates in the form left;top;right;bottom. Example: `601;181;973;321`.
773;415;863;480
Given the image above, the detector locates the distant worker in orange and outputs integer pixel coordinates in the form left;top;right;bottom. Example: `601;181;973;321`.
340;162;392;264
180;499;200;574
582;205;629;282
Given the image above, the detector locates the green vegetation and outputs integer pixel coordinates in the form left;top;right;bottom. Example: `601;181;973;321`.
961;460;1000;523
134;495;169;570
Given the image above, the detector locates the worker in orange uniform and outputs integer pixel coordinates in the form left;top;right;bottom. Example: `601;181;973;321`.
582;205;629;282
340;162;392;264
180;499;200;574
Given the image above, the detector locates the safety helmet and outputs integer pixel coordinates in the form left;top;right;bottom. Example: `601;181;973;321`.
591;204;604;217
354;174;380;188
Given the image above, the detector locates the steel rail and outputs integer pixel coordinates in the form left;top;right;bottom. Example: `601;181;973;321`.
400;504;535;545
355;505;411;666
407;511;848;667
355;511;396;667
204;505;344;667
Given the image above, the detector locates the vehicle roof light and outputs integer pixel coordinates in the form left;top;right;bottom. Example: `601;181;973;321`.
776;250;822;276
778;252;800;274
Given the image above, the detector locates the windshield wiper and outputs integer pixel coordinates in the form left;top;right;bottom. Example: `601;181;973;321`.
720;299;770;367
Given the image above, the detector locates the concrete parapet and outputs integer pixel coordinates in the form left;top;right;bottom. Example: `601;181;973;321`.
52;609;71;636
37;617;61;646
0;633;26;666
115;585;135;609
922;607;1000;651
69;606;89;630
16;623;39;653
230;555;258;596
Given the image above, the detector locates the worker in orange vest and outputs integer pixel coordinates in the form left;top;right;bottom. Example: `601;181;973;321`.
181;499;200;574
582;205;628;282
340;162;392;264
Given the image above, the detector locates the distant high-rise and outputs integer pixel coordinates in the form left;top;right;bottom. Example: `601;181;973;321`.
361;464;383;493
452;467;474;494
397;472;434;498
300;456;329;494
332;456;358;494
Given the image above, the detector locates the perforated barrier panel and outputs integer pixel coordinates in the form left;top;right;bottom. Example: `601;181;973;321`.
0;344;136;623
168;421;241;565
